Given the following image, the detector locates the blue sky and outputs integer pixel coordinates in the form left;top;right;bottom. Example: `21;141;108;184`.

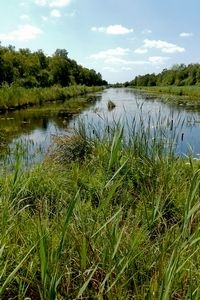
0;0;199;83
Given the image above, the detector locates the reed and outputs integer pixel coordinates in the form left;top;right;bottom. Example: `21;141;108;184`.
135;85;200;98
1;116;200;298
0;84;103;112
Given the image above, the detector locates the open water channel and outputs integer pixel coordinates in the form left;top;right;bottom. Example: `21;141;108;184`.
1;88;200;166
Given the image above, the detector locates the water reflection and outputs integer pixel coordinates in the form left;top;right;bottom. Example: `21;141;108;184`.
72;88;200;157
1;88;200;166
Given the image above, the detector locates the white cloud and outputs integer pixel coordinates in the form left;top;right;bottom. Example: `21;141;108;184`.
0;24;43;41
20;14;30;20
34;0;72;7
49;0;72;7
89;47;152;67
91;24;133;35
90;47;130;60
103;66;136;73
142;29;152;35
50;9;61;17
148;56;169;65
90;46;170;68
105;56;167;66
134;48;148;54
179;32;193;37
143;39;185;53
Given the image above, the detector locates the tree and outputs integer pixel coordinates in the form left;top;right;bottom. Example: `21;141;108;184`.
49;49;71;86
0;44;106;88
129;63;200;87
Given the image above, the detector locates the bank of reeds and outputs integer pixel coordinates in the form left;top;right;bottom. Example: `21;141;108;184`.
135;86;200;107
1;118;200;299
0;84;103;113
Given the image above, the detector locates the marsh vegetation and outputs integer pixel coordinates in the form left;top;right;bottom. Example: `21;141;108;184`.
1;43;200;298
1;112;200;299
0;85;103;112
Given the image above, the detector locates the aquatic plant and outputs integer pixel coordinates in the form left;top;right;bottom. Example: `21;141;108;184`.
1;117;200;299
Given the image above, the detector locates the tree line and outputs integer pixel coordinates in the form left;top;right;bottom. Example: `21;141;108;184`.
127;63;200;87
0;43;107;88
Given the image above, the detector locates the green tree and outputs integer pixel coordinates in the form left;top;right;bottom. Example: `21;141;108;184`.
49;49;71;86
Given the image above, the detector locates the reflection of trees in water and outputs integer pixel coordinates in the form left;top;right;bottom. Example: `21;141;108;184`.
0;93;101;145
0;108;76;143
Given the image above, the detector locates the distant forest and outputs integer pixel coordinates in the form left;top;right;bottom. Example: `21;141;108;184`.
127;63;200;87
0;44;107;88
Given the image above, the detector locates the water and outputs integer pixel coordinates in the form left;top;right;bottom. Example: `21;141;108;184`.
1;87;200;166
74;88;200;157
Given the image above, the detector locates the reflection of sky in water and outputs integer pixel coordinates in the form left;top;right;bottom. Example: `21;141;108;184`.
6;88;200;165
69;88;200;157
15;122;65;144
7;121;66;167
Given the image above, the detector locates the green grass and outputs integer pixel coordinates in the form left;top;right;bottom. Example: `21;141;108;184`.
1;118;200;299
0;84;103;112
135;85;200;98
134;86;200;110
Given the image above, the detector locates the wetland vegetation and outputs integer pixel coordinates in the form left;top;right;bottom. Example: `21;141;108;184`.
0;84;104;112
123;63;200;111
0;44;107;112
1;119;200;299
1;43;200;298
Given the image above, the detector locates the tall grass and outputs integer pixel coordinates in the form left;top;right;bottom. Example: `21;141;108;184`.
135;85;200;99
134;86;200;114
1;115;200;298
0;84;103;112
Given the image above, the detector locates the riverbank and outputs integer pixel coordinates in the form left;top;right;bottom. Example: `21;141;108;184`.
134;86;200;109
0;85;104;153
0;85;104;113
1;122;200;299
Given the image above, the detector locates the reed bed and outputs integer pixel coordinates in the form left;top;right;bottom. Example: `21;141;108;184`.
135;86;200;111
1;116;200;299
0;85;103;112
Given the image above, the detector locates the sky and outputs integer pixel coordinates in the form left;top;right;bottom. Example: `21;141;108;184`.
0;0;200;83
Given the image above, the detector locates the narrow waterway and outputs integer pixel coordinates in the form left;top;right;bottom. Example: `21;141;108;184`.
1;87;200;166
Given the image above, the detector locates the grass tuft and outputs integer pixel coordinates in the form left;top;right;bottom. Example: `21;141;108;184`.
1;116;200;298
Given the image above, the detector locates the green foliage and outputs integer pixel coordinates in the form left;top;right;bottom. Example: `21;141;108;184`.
0;44;107;88
129;63;200;88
